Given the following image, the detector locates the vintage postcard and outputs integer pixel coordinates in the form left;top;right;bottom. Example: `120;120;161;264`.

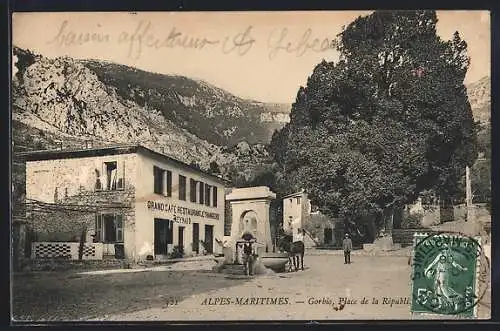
10;10;491;322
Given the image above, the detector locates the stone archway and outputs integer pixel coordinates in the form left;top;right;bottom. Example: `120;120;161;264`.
226;186;276;251
239;210;259;239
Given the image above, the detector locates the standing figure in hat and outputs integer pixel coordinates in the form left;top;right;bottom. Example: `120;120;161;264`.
343;233;353;264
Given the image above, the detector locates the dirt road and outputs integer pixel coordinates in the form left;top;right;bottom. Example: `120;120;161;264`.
13;254;490;321
97;255;417;320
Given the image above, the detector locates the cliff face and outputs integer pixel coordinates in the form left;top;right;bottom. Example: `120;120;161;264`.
466;76;490;124
81;60;290;146
12;49;222;169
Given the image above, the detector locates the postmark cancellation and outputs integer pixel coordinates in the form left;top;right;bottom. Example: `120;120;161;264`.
410;232;490;319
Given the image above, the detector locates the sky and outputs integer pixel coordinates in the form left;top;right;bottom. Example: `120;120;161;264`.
12;11;491;103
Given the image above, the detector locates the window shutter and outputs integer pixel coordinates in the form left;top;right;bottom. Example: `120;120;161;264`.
153;166;164;195
205;184;211;206
101;163;107;190
95;213;102;242
166;171;172;197
115;214;124;242
117;161;125;189
199;182;204;204
190;179;197;202
213;186;218;207
161;170;166;196
111;167;118;190
178;174;186;200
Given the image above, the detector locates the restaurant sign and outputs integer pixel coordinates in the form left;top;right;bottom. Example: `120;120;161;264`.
146;200;220;224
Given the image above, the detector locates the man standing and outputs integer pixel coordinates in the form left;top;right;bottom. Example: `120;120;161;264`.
343;233;353;264
242;241;255;276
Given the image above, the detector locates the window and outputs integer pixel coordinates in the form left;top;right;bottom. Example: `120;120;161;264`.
198;182;205;205
95;213;124;243
105;162;117;190
205;184;211;206
166;170;172;197
179;175;187;201
153;166;165;195
212;186;218;207
154;167;172;196
96;161;125;191
190;179;197;202
296;197;301;204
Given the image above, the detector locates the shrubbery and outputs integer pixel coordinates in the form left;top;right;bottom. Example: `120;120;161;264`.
401;212;425;229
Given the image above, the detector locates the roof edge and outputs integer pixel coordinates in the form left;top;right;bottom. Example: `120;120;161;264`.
14;144;229;185
283;190;307;199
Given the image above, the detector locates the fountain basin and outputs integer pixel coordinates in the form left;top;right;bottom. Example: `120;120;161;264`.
260;252;289;272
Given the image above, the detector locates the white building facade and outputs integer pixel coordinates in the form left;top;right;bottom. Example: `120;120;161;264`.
282;191;312;241
22;144;226;262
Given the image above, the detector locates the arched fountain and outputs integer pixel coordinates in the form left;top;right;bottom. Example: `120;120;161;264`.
215;186;289;275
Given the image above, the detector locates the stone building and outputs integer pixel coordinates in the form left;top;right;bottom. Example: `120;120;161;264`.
18;144;227;262
282;190;310;234
282;190;321;248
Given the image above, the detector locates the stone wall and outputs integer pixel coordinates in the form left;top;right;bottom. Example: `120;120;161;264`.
27;189;135;237
453;203;491;223
25;188;136;259
26;154;138;203
24;154;138;259
405;198;441;227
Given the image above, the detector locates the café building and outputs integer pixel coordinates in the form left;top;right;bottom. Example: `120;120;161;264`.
20;144;227;262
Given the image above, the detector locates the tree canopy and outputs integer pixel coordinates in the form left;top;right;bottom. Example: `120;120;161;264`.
270;10;477;222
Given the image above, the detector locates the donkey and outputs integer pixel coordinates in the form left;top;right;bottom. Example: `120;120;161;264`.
277;233;305;272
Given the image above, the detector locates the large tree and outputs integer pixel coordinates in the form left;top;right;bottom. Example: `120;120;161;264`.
270;10;477;231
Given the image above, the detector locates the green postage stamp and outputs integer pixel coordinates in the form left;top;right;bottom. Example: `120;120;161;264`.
410;232;488;318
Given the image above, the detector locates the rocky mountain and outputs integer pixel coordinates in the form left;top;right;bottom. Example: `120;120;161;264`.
11;46;292;168
466;76;490;124
11;47;282;210
81;60;290;146
12;49;222;169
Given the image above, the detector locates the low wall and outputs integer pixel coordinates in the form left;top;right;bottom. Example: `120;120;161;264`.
454;204;491;223
31;242;103;260
392;229;439;247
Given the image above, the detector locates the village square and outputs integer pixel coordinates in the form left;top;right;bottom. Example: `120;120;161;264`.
10;10;491;322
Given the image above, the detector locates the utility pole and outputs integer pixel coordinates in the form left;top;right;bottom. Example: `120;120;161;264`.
465;165;474;223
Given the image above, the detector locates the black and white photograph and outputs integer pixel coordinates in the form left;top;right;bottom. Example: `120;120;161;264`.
10;10;491;321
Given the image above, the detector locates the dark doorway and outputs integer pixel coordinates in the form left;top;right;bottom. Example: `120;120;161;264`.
204;225;214;254
192;223;199;254
154;218;172;255
393;208;403;229
103;214;117;243
178;227;185;251
324;228;333;245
